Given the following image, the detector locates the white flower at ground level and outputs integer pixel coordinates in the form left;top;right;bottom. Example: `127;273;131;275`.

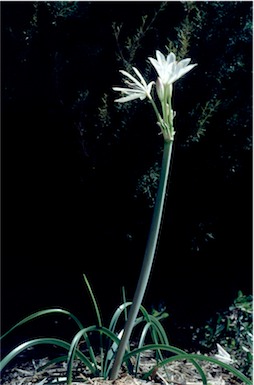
113;67;154;103
149;50;197;85
214;343;234;364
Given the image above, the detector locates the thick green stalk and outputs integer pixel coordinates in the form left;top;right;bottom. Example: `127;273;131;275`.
109;140;173;380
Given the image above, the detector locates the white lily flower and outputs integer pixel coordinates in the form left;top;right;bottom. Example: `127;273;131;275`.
149;50;197;85
214;343;234;364
113;67;154;103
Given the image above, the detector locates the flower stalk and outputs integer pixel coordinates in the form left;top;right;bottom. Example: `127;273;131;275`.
109;140;173;380
110;50;197;380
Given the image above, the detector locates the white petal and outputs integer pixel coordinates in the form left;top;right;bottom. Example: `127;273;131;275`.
149;57;162;74
166;61;176;77
156;50;165;64
113;87;143;94
115;93;143;103
178;58;191;68
214;344;233;364
132;67;147;87
164;62;178;84
176;63;197;80
167;52;176;64
119;70;143;89
216;344;231;358
214;354;233;364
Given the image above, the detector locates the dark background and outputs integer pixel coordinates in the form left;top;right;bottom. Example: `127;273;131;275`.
1;1;252;351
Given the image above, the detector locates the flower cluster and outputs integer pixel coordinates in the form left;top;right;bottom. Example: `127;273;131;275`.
113;67;154;103
113;50;197;142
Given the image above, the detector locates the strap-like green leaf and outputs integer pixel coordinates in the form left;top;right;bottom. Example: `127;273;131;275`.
143;351;252;385
0;308;84;340
0;338;94;373
123;343;207;385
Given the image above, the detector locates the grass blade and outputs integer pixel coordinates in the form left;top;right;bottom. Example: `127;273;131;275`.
67;325;127;383
135;322;152;374
143;351;252;385
0;307;98;373
67;326;100;384
83;274;102;327
121;287;128;322
0;338;95;373
109;302;133;334
134;320;169;379
108;303;168;377
65;323;131;381
109;302;151;336
150;315;169;345
123;344;207;385
83;274;104;375
107;302;147;374
0;309;84;340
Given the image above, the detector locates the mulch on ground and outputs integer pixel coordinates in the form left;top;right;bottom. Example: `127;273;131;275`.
1;349;241;385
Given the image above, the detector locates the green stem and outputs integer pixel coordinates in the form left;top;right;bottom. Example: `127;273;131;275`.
109;140;173;380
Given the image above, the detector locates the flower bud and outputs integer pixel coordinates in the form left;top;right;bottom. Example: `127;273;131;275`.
169;83;173;98
156;77;164;101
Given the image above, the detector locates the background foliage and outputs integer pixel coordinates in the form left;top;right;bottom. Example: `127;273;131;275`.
192;291;253;377
2;1;252;349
